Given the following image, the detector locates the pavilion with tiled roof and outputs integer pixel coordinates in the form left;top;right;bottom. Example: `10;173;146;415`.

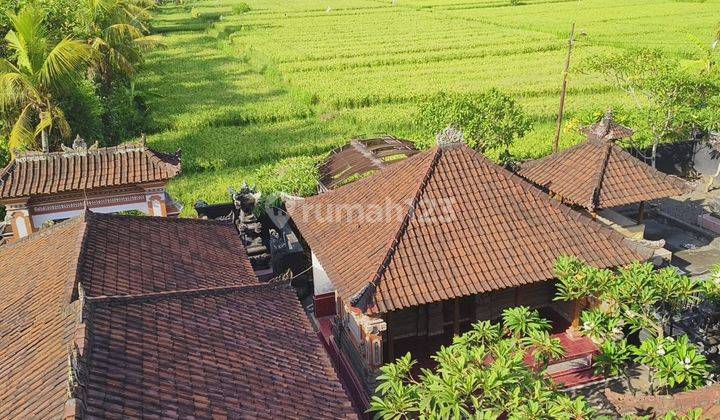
0;137;182;242
287;139;651;393
519;112;690;214
0;212;356;419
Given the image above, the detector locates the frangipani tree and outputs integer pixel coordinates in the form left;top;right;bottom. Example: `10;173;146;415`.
370;307;591;419
0;5;96;152
553;256;709;395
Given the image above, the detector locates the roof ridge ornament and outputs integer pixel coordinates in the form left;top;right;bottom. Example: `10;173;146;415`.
436;126;465;148
580;109;634;141
60;135;100;157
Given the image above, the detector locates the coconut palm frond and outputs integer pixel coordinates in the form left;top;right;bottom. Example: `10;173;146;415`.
39;38;97;93
35;106;71;140
9;104;37;151
134;35;165;52
0;72;37;110
51;106;72;139
34;110;54;138
6;5;48;74
105;23;144;43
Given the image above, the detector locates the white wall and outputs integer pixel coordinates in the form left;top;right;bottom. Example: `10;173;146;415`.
31;201;149;227
312;252;335;295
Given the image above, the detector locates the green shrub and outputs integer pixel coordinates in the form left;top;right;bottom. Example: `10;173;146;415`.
232;2;251;14
102;84;149;144
59;79;105;145
417;89;531;160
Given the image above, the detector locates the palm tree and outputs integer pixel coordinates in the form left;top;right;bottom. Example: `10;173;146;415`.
84;0;161;89
0;5;96;152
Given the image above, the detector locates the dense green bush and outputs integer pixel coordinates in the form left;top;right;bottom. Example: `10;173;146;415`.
232;2;251;14
59;80;106;144
102;84;150;144
417;89;531;161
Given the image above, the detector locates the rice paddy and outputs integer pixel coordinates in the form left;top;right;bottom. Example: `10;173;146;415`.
139;0;720;213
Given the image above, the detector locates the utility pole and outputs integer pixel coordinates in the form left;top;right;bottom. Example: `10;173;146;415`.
553;22;576;154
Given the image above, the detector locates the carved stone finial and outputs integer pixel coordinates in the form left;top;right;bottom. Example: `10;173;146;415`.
72;135;87;150
436;126;465;147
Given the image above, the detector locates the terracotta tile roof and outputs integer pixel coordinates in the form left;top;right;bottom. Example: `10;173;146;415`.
79;212;257;297
518;139;690;210
605;384;720;417
287;143;648;314
0;218;85;419
0;143;181;200
0;213;356;419
319;136;419;191
84;284;356;419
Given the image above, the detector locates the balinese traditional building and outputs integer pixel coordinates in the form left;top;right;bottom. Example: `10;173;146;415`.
318;136;419;192
0;212;356;419
519;112;690;239
287;138;651;396
0;137;182;242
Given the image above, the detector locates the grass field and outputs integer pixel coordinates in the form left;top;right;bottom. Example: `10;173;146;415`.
139;0;720;213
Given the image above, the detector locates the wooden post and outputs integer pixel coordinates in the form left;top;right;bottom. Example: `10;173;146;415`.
552;22;576;154
387;320;395;362
637;201;646;224
571;299;582;329
453;298;460;336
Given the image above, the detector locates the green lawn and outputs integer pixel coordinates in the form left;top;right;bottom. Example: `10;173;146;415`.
139;0;720;213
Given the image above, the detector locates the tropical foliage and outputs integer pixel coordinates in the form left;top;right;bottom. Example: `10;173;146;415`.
581;48;720;166
417;89;531;163
554;256;710;395
0;5;95;152
0;0;158;157
369;307;595;419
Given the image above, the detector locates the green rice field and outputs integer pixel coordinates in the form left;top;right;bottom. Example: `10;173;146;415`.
139;0;720;213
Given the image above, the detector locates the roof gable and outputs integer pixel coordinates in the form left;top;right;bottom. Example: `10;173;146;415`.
290;144;648;314
519;139;689;210
288;150;438;306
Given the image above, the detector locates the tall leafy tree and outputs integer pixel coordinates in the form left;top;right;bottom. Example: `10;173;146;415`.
417;89;531;164
582;49;720;167
0;5;95;152
84;0;160;89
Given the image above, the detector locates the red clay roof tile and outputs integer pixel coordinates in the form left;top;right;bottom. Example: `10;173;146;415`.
519;139;689;210
0;213;356;419
288;144;648;314
0;144;181;200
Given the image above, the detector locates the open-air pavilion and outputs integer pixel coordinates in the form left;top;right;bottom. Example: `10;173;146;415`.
519;112;690;240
